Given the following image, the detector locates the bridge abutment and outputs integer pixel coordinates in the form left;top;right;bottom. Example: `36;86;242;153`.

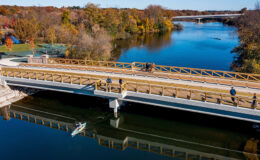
27;54;49;64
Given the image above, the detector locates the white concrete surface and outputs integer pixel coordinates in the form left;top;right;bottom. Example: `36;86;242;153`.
0;58;20;66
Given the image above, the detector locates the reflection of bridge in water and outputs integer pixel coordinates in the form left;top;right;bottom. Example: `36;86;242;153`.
3;105;258;160
9;108;75;132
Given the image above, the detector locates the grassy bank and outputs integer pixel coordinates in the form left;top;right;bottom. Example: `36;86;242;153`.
0;44;32;53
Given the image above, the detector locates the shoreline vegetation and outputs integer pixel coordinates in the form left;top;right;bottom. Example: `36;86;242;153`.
223;4;260;74
0;4;240;61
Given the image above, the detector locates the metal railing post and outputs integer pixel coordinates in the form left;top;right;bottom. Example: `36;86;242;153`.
95;81;98;90
162;86;164;96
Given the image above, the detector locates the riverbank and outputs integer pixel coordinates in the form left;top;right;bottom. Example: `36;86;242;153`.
0;81;39;108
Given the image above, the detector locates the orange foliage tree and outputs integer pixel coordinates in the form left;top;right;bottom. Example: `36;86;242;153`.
29;38;35;56
5;36;13;51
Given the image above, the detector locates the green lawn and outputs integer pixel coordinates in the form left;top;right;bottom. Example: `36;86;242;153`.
0;44;32;53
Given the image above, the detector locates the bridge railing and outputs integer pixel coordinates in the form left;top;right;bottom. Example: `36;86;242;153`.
46;58;260;82
95;81;259;110
1;67;258;110
1;67;101;86
48;58;133;70
133;62;260;82
95;81;127;93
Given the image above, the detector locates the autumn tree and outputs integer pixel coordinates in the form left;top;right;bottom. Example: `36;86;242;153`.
125;15;138;34
231;4;260;73
28;38;36;55
12;19;39;42
84;3;103;31
145;18;150;32
240;8;247;14
47;27;56;45
5;36;13;51
67;24;112;60
145;5;164;21
0;30;3;38
62;10;70;25
0;7;9;16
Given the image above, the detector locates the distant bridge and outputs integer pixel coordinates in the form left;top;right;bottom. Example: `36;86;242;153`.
173;14;242;23
1;55;260;123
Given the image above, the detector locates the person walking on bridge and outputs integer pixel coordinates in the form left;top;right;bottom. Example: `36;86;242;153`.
252;93;257;109
230;87;236;104
119;78;124;93
151;63;155;73
106;77;112;92
145;63;149;72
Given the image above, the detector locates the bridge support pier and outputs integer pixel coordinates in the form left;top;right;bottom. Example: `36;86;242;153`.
109;99;122;118
0;78;7;87
197;18;202;24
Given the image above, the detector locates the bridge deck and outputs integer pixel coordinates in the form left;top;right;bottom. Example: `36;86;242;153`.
1;66;260;108
18;64;260;96
172;14;242;19
1;58;260;123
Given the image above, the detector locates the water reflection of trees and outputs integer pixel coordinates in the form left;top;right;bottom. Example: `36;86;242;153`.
111;31;173;60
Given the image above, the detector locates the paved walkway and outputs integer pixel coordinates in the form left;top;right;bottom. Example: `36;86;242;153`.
0;58;20;66
13;65;260;95
20;63;260;88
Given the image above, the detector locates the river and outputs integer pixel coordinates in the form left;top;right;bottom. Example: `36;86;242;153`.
1;22;258;160
115;21;238;71
0;92;259;160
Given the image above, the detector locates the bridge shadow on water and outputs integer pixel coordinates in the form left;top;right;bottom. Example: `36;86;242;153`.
1;90;260;160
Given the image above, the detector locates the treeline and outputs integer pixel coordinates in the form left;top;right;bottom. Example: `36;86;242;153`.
0;4;178;60
0;4;176;38
0;4;240;60
230;5;260;73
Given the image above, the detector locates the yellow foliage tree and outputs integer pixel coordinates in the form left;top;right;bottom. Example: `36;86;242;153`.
0;30;3;38
138;25;145;33
65;50;70;58
13;19;39;42
145;18;150;33
164;19;174;31
47;27;56;45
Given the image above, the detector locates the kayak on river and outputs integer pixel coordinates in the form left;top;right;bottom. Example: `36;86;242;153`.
71;122;86;137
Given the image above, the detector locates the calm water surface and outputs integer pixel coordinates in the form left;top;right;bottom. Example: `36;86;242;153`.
0;92;259;160
1;22;256;160
117;22;238;71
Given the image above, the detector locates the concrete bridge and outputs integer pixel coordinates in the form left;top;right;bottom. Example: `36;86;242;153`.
0;55;260;123
173;14;242;23
3;105;252;160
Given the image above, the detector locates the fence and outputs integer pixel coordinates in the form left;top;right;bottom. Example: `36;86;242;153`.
1;67;259;110
94;81;259;110
47;58;260;82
